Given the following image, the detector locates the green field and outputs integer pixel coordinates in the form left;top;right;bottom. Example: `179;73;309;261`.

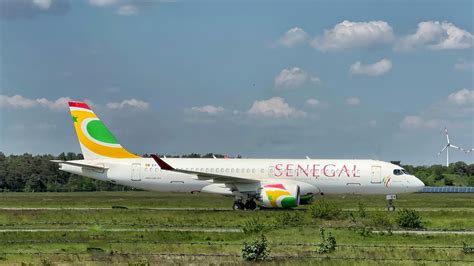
0;192;473;265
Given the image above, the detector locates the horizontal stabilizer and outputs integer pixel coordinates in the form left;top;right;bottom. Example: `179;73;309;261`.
50;160;108;171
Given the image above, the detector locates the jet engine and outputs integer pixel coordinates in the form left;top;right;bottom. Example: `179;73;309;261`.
259;183;300;208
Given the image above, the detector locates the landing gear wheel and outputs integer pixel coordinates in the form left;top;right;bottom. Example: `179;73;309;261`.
244;200;257;210
233;201;245;210
386;195;397;212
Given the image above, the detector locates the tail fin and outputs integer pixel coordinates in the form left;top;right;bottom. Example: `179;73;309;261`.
68;101;139;159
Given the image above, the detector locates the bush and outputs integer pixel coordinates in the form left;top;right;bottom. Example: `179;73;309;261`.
242;217;265;234
242;234;270;261
370;212;394;229
357;202;367;218
316;228;337;254
396;209;424;229
360;226;374;237
443;177;454;186
309;200;342;220
462;242;473;254
275;211;303;225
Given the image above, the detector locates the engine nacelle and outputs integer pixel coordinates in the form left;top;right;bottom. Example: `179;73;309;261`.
259;183;300;208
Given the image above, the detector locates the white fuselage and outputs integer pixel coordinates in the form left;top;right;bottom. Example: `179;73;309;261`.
59;158;424;197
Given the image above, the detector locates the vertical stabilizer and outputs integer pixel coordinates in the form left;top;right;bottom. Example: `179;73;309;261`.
68;101;140;159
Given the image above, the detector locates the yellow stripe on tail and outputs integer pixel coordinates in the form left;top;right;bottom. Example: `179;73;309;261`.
68;101;140;159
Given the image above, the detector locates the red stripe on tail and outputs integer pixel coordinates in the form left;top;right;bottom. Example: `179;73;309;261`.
68;101;90;110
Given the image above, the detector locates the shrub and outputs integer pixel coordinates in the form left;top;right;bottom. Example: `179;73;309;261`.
40;258;52;266
357;202;367;218
242;217;265;234
370;212;394;229
355;226;372;237
316;228;337;254
128;259;150;266
443;177;454;186
396;209;424;229
309;200;342;220
275;211;303;225
242;234;270;261
462;242;473;254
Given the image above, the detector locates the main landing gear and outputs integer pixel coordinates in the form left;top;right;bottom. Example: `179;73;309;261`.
386;194;396;212
233;199;257;210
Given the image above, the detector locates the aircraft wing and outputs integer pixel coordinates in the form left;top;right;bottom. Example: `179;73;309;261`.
150;155;258;184
50;160;109;171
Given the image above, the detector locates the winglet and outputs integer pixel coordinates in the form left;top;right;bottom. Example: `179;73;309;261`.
151;154;174;170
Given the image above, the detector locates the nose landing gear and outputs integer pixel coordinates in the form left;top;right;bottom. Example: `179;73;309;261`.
386;194;396;211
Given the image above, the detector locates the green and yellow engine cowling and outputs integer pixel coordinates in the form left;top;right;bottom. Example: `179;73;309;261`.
259;184;301;208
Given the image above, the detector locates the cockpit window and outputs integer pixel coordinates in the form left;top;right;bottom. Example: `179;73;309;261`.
393;169;403;175
401;169;410;175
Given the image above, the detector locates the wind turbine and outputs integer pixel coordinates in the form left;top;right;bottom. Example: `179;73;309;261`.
437;127;463;167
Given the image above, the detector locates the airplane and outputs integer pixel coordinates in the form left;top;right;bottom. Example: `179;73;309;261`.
52;101;425;211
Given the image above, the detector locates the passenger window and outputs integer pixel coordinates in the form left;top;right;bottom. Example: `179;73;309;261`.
260;169;264;174
236;169;239;173
231;168;234;173
226;168;229;173
252;169;256;173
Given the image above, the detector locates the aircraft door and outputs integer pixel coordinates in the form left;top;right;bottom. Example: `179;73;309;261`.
131;163;141;181
371;166;381;183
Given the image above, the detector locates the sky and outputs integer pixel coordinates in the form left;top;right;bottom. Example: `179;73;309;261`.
0;0;473;166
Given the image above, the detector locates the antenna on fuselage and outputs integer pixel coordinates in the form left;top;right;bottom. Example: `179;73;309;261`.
306;156;310;160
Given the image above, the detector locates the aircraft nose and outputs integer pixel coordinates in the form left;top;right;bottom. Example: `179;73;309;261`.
412;177;425;192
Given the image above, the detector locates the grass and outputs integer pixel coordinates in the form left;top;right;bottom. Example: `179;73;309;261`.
0;191;473;265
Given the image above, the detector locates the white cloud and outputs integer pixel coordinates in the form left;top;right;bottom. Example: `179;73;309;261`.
189;105;226;115
395;21;474;51
346;97;360;106
0;95;37;109
32;0;52;9
106;99;149;110
350;58;392;76
248;97;306;118
454;59;474;71
277;27;309;47
305;98;320;107
311;20;394;51
274;67;320;89
117;5;138;16
0;95;72;110
400;89;473;131
88;0;118;6
400;115;442;130
310;76;321;84
447;89;474;105
36;97;72;110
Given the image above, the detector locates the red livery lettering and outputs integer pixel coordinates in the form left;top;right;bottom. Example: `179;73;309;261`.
323;164;336;177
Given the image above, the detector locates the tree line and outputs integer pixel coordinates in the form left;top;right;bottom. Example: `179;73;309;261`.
0;152;472;192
